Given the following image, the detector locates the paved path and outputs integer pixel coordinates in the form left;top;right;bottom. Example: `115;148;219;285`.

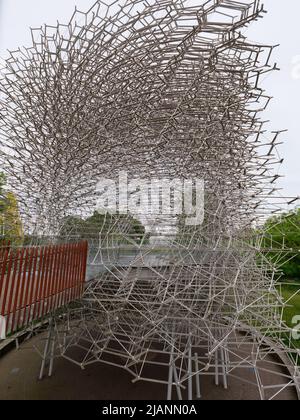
0;335;297;400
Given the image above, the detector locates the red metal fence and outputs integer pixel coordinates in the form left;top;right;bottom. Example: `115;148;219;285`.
0;241;88;336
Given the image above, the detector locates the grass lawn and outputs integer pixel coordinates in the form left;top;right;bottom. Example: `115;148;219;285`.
278;282;300;349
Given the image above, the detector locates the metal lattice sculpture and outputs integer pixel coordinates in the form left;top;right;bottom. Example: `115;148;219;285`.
0;0;300;400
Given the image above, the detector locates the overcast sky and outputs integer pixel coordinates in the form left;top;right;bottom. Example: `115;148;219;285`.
0;0;299;201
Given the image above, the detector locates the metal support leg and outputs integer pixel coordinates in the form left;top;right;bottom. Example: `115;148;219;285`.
167;351;174;401
215;348;219;386
220;347;228;389
39;318;53;380
62;331;67;353
194;352;201;399
188;339;193;400
173;364;182;400
48;332;56;377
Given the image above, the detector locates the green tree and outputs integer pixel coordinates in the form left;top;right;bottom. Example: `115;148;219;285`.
59;215;88;239
60;211;149;245
264;209;300;280
0;173;23;245
0;173;6;214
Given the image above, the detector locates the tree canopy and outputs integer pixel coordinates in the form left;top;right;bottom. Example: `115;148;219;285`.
59;211;149;245
264;208;300;280
0;173;6;213
0;173;23;245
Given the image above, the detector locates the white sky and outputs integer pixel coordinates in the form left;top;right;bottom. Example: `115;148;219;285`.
0;0;299;200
